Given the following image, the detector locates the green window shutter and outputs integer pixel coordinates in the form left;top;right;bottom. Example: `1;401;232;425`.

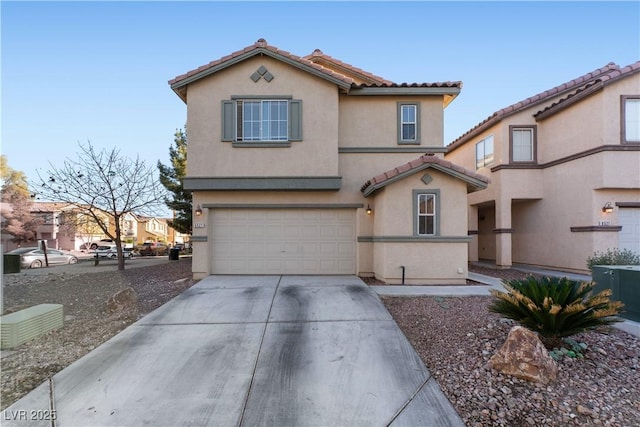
289;99;302;141
221;100;235;141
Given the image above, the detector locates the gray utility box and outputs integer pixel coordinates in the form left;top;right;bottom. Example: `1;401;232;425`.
592;265;640;322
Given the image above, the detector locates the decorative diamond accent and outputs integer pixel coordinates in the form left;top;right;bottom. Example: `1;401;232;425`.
257;65;268;75
421;173;433;185
250;72;261;82
263;72;274;82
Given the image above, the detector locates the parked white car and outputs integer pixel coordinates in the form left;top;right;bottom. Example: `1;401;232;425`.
95;245;134;258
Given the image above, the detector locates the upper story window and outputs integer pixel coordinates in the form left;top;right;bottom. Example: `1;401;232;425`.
397;102;421;144
622;95;640;143
237;100;288;141
414;190;440;236
222;97;302;144
510;125;537;163
475;135;494;169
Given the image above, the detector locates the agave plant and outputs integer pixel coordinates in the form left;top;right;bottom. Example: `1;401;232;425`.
489;276;623;342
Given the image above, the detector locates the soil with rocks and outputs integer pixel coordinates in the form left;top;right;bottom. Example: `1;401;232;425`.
1;258;196;410
2;262;638;426
382;266;640;427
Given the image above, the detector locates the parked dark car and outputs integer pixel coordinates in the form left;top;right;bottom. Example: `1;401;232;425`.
6;247;78;268
138;242;168;256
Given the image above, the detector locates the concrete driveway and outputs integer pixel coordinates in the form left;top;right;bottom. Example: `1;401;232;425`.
2;275;463;427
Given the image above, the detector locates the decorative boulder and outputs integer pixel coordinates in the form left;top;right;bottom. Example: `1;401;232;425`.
488;326;558;384
106;287;138;316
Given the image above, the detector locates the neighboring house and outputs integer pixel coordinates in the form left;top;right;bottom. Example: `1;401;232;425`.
446;62;640;274
163;217;190;246
169;39;488;283
135;216;169;244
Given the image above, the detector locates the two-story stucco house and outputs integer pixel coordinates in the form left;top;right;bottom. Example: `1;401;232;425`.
169;39;488;283
446;61;640;274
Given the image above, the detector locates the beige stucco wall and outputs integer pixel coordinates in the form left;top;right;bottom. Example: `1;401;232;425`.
366;170;471;284
186;56;340;178
339;96;444;148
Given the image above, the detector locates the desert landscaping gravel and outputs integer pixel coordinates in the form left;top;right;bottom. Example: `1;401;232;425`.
383;267;640;427
1;258;196;410
2;261;638;427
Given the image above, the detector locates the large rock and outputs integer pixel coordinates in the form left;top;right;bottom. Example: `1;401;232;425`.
106;287;138;316
488;326;558;384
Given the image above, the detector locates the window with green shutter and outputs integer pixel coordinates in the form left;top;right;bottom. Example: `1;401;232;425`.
222;98;302;144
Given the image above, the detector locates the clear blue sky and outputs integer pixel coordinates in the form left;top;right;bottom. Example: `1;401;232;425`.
2;1;639;195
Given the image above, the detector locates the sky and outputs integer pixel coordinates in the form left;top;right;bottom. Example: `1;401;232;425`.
2;1;639;201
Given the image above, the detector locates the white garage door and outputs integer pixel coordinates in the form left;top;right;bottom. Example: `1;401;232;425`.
619;208;640;255
212;209;356;274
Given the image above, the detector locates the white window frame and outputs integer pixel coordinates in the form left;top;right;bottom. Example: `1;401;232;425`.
414;190;439;236
401;105;417;142
397;102;420;144
622;96;640;143
510;126;537;163
237;99;289;142
475;135;494;169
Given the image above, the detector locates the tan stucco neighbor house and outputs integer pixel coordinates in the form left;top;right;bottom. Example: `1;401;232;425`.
169;39;488;283
446;61;640;274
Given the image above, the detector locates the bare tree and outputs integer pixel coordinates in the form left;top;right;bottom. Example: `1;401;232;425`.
35;142;166;270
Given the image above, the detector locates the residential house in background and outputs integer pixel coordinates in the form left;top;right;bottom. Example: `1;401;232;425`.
445;62;640;274
169;39;488;283
135;215;169;244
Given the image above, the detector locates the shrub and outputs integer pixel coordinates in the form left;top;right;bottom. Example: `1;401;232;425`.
489;276;623;345
587;248;640;271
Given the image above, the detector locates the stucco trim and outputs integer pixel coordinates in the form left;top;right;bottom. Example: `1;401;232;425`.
616;202;640;208
339;147;448;153
190;236;208;242
231;142;292;148
203;203;363;209
570;226;623;232
357;236;472;243
184;177;342;191
490;144;640;172
468;230;479;235
493;228;514;234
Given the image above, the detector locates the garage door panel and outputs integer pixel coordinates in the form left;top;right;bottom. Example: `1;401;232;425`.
212;209;356;275
619;208;640;254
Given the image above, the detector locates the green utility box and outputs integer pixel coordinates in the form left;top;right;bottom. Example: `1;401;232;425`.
592;265;640;322
3;254;21;274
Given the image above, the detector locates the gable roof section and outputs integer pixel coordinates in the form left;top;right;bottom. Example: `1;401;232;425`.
361;154;489;197
447;62;624;151
169;39;462;104
169;39;355;102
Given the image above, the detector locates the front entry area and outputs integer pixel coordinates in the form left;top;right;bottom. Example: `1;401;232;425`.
211;208;356;275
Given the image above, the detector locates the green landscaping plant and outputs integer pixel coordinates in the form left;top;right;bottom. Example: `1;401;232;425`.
489;276;623;346
587;248;640;271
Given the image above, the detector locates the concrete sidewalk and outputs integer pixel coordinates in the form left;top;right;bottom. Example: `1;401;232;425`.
2;275;464;427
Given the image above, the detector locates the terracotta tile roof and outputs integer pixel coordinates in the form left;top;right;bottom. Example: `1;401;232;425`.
303;48;393;85
169;39;354;89
534;60;640;120
447;62;624;151
169;39;462;101
361;154;489;196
